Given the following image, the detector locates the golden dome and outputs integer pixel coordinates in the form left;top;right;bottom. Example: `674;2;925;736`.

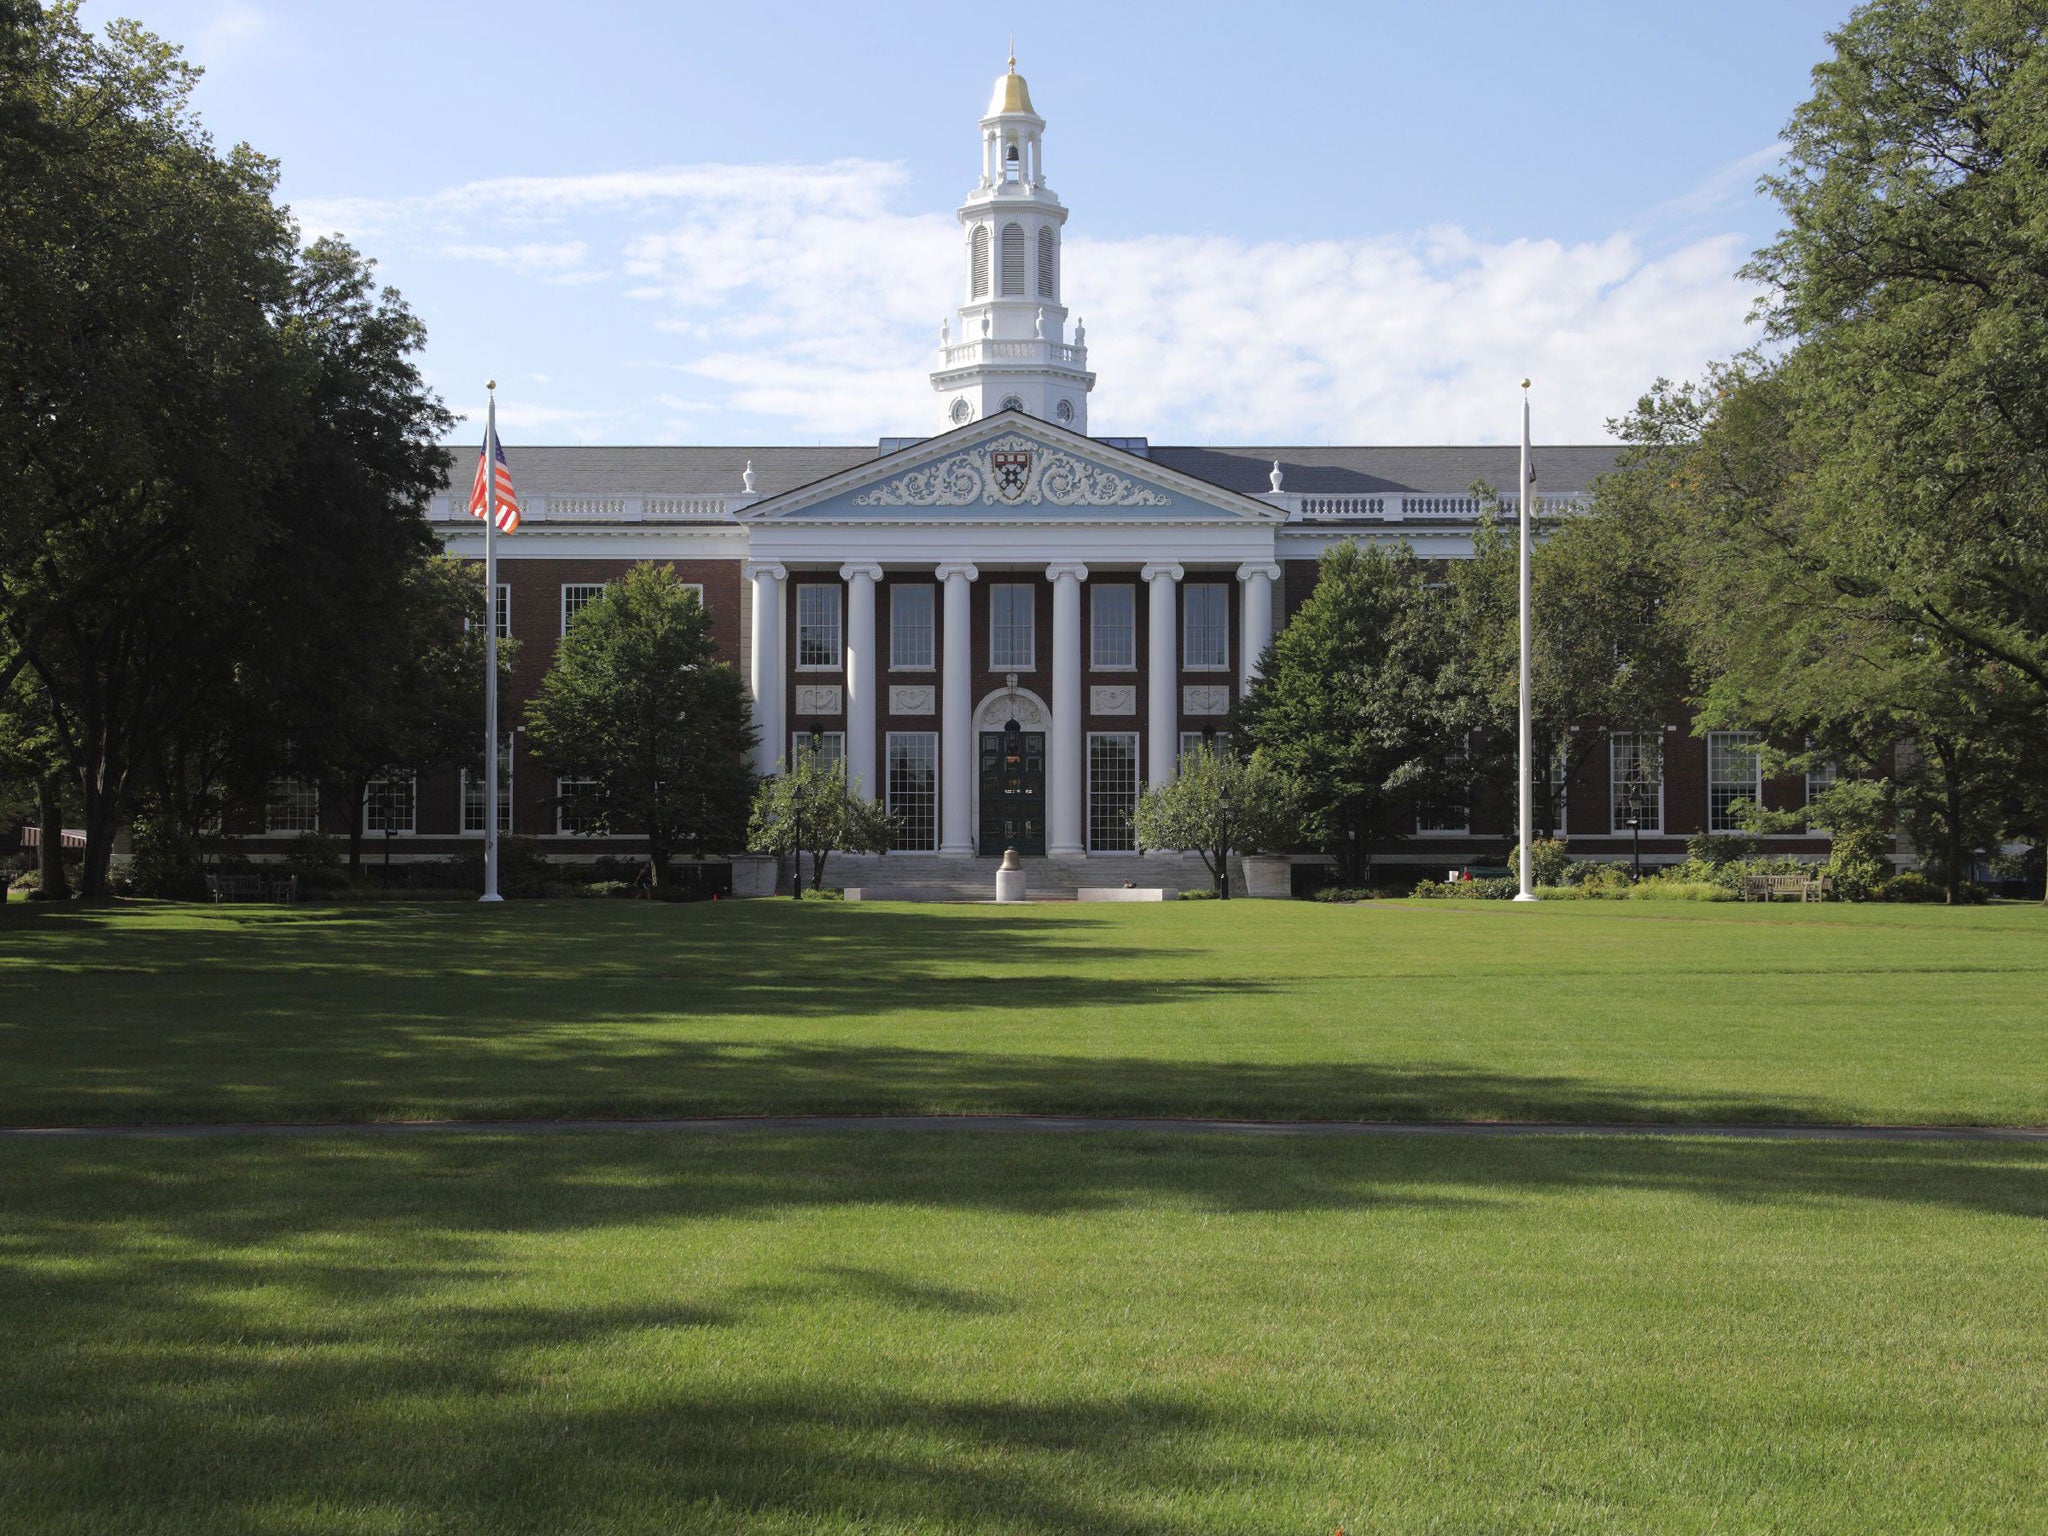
987;55;1035;116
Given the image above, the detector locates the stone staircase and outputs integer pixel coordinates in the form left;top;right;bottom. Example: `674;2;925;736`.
809;851;1242;902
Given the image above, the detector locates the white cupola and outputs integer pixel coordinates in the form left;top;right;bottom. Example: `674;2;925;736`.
930;52;1096;432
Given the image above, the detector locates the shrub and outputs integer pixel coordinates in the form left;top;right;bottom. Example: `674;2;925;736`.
282;831;348;891
1309;886;1377;903
1178;886;1220;900
1627;880;1738;902
574;880;632;900
1825;826;1894;903
1413;876;1520;900
1873;871;1942;903
1509;838;1572;889
1686;830;1762;867
127;814;208;901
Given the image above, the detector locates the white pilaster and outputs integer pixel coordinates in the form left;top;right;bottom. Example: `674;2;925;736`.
1238;562;1280;691
1142;563;1183;791
1047;562;1088;857
745;561;787;779
840;563;883;800
937;562;979;856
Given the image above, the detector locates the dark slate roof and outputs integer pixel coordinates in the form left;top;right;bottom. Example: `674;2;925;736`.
436;441;1619;500
435;445;878;497
1146;445;1620;497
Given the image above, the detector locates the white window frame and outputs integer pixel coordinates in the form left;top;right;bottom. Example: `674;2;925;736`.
555;778;600;836
989;583;1035;671
885;731;940;852
1087;731;1141;853
796;582;843;671
265;779;321;835
1177;730;1230;766
460;733;515;835
1182;584;1230;671
1415;755;1470;836
1804;757;1840;836
363;773;417;836
1707;731;1764;834
1549;742;1571;838
792;731;847;770
1091;583;1136;671
1609;732;1665;835
680;582;704;607
561;583;607;635
890;583;936;671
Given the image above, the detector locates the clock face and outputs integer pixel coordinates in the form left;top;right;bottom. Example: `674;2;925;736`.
950;398;972;423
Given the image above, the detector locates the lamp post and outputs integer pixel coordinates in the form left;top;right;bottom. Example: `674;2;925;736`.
1625;784;1643;882
1217;784;1233;900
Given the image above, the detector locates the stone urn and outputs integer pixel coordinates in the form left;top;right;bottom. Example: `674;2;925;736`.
995;846;1027;904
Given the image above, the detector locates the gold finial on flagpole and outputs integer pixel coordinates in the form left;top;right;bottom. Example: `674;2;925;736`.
1521;378;1530;390
487;379;496;392
1008;35;1015;70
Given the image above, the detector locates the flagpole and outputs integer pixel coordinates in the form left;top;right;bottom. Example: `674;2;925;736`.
1514;380;1538;902
481;384;504;904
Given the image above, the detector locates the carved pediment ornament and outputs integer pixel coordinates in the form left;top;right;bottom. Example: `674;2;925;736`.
854;434;1171;509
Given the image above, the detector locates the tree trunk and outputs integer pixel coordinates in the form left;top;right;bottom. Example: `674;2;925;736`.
77;771;119;900
345;779;367;877
1942;765;1965;906
35;775;69;901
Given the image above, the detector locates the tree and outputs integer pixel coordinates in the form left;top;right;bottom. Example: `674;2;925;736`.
1449;485;1692;839
0;8;454;896
1132;743;1303;897
747;742;896;894
1236;541;1467;884
1738;0;2048;889
526;563;755;885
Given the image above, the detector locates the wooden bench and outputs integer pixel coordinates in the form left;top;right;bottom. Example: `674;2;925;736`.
205;872;299;904
1743;872;1829;903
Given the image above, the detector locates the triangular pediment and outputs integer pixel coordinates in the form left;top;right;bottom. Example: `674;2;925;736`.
737;412;1282;524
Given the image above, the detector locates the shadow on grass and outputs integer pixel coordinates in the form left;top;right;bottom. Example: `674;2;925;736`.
0;901;1866;1126
2;1131;2045;1533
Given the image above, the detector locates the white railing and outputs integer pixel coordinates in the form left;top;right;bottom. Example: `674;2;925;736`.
940;339;1088;368
429;493;733;524
1285;492;1586;522
644;496;727;519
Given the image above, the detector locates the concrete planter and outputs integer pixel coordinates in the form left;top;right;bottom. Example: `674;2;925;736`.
729;853;780;899
1242;854;1294;899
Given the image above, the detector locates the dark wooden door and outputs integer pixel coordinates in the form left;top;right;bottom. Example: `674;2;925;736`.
978;730;1046;854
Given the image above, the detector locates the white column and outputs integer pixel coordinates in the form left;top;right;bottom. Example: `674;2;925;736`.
840;563;882;800
937;562;979;856
1238;562;1280;691
1142;562;1183;791
1047;562;1088;857
746;561;787;778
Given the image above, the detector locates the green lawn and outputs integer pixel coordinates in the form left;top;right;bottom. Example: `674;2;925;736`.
3;1130;2044;1534
3;898;2045;1127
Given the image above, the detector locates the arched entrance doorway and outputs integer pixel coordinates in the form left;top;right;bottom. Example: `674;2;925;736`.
972;686;1049;855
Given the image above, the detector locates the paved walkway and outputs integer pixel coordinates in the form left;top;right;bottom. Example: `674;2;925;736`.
3;1114;2043;1142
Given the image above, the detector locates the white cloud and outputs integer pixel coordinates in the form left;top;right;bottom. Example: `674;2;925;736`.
319;158;1763;445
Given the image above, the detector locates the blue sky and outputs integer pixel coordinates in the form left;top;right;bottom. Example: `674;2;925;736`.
107;0;1852;445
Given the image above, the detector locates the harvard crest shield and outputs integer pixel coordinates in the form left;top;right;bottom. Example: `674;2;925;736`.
991;448;1032;501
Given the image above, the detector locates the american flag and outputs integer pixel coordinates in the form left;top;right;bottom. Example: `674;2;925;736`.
467;426;520;533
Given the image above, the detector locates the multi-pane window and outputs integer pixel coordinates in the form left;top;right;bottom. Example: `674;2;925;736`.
796;583;842;669
561;583;607;634
363;774;416;835
886;732;939;852
493;584;511;639
461;734;514;834
266;779;320;834
1088;733;1140;852
1805;758;1840;832
1610;732;1664;834
1415;757;1470;834
1091;584;1136;669
556;778;599;836
1548;743;1571;837
890;584;935;670
1707;731;1763;833
1183;584;1230;670
1178;731;1230;766
792;731;846;770
990;583;1035;669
